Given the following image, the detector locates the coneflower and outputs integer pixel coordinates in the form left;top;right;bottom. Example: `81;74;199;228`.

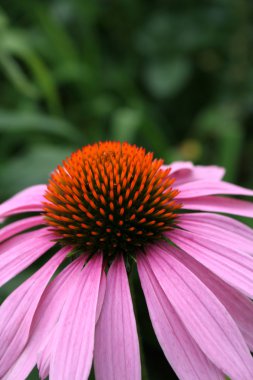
1;141;253;380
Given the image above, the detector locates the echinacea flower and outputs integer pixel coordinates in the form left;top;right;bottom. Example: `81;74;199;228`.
1;141;253;380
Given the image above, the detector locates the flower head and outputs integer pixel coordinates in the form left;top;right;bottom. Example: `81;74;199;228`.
1;141;253;380
44;142;180;257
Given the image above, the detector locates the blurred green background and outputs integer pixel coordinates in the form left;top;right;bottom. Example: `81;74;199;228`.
0;0;252;379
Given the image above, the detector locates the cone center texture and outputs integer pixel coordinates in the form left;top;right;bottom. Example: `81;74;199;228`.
43;141;181;258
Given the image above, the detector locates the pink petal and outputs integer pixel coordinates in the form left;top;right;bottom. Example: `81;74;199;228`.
187;165;225;181
159;243;253;351
169;229;253;298
138;255;224;380
2;255;85;380
162;161;194;174
178;213;253;254
0;227;46;255
50;253;103;380
0;247;67;377
177;180;253;198
181;195;253;217
96;270;106;323
0;216;45;243
162;163;225;185
0;228;55;287
0;185;46;217
94;256;141;380
145;246;253;380
37;333;52;380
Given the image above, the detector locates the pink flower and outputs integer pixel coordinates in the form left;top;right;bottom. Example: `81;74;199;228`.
1;141;253;380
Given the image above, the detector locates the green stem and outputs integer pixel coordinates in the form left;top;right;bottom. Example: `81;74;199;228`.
129;269;150;380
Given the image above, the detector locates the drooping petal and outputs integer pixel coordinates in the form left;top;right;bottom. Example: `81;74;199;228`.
50;253;103;380
2;255;85;380
178;213;253;254
37;333;53;380
162;163;225;185
94;255;141;380
138;255;224;380
185;165;225;181
181;195;253;217
0;185;46;218
177;180;253;198
95;270;106;323
38;256;91;380
181;212;253;240
145;246;253;380
0;228;55;287
169;229;253;297
159;243;253;351
0;216;45;243
0;247;67;377
0;227;48;255
162;162;193;174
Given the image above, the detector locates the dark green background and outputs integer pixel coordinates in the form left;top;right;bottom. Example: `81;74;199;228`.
0;0;252;379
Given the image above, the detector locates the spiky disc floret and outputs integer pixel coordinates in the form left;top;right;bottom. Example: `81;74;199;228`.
43;142;181;258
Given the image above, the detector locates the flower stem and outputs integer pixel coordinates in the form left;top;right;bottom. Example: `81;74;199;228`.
129;269;150;380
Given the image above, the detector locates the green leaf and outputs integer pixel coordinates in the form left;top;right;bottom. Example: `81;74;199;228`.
111;108;142;143
144;58;191;98
0;29;61;113
0;54;39;98
35;6;79;64
0;144;72;197
195;105;244;181
0;111;82;142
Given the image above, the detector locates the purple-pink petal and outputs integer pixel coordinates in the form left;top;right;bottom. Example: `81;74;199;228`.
178;213;253;254
145;246;253;380
50;253;103;380
2;254;85;380
162;163;225;185
0;216;45;243
162;161;193;174
182;195;253;217
181;212;253;240
0;228;55;287
95;270;107;323
0;185;46;218
137;255;224;380
184;165;225;181
37;333;52;380
177;180;253;198
0;247;67;377
159;243;253;351
169;229;253;298
94;255;141;380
